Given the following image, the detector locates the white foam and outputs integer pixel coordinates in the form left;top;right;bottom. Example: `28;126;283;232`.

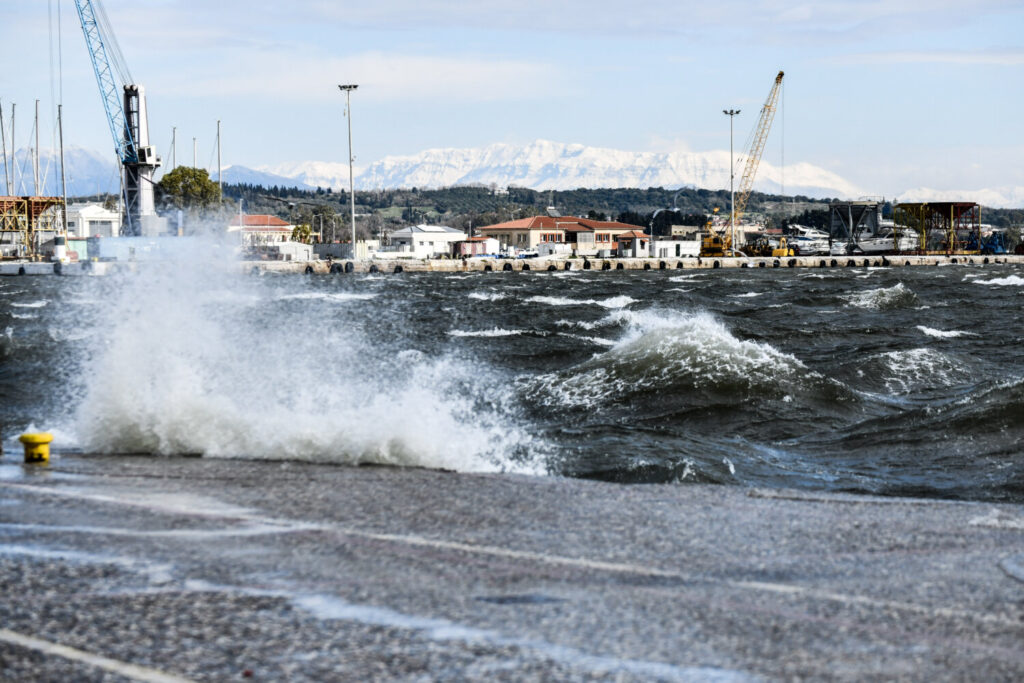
876;348;968;394
916;326;975;339
276;292;377;302
975;275;1024;286
11;300;48;308
730;292;762;298
558;333;616;347
527;295;634;309
468;291;507;301
448;328;525;338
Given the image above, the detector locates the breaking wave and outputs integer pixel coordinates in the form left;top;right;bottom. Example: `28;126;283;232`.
975;275;1024;286
844;282;918;309
861;348;972;395
525;309;822;410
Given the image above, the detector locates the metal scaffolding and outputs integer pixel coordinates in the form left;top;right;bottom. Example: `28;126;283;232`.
893;202;980;254
0;196;64;259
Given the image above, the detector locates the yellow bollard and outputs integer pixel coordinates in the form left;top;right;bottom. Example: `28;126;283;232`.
19;432;53;464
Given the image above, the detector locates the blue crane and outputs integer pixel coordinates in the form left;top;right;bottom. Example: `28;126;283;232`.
73;0;161;235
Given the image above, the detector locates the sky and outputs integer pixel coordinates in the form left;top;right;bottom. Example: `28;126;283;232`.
2;0;1023;196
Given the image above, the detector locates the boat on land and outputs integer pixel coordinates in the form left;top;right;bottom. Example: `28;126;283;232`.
785;225;830;255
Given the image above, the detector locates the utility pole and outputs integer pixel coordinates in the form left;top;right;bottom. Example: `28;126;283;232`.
192;137;196;169
171;126;176;170
723;108;741;255
338;84;358;257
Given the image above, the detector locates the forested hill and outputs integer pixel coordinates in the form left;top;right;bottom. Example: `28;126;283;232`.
217;183;837;237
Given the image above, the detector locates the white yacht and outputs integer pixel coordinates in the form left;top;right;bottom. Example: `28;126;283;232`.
786;224;830;255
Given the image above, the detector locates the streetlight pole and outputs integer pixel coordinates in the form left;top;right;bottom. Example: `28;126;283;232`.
338;84;358;258
723;109;740;255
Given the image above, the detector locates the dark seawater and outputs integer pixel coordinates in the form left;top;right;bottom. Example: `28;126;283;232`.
2;257;1023;503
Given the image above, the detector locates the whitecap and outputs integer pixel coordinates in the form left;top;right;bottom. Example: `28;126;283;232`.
844;283;917;309
975;275;1024;286
468;292;507;301
277;292;377;302
527;295;634;309
916;326;976;339
448;328;525;338
11;300;48;308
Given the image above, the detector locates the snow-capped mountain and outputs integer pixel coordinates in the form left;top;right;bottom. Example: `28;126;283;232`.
254;160;354;192
266;139;865;199
4;146;120;197
16;140;1023;208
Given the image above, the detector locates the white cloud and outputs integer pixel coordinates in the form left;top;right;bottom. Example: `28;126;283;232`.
838;50;1024;66
160;51;563;103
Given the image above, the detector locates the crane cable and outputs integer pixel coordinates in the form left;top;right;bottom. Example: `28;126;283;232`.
93;0;133;86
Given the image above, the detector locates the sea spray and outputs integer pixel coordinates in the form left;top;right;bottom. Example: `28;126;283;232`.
71;239;544;473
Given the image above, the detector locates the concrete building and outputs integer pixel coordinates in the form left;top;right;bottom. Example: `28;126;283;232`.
66;203;121;238
477;216;639;255
615;231;650;258
452;236;501;257
387;224;466;258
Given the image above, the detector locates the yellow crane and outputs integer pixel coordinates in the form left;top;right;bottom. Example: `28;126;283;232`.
702;70;784;258
733;70;784;228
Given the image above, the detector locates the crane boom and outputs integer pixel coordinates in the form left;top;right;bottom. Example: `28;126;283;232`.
73;0;137;164
74;0;161;236
732;71;784;226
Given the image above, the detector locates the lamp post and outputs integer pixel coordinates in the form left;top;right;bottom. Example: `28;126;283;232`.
723;109;740;255
338;84;358;258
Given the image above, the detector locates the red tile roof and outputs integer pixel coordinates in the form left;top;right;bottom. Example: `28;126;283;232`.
229;214;291;228
477;215;640;232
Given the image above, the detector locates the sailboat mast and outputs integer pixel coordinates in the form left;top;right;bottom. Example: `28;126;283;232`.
11;104;16;195
216;119;221;201
0;99;9;195
34;99;40;196
59;104;68;233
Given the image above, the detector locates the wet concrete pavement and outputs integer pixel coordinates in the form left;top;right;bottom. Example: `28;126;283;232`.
1;454;1023;681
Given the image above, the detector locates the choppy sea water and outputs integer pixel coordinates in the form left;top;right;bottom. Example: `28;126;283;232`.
2;252;1022;503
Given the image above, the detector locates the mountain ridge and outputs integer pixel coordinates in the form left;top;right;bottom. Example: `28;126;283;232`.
8;141;1023;209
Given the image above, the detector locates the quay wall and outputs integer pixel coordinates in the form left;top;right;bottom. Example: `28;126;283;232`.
249;253;1024;275
3;254;1023;277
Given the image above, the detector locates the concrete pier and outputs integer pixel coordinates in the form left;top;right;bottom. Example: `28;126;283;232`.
252;253;1024;275
0;454;1022;681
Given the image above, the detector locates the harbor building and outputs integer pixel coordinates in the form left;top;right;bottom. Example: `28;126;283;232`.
228;214;295;246
477;216;640;255
387;224;467;259
66;202;122;238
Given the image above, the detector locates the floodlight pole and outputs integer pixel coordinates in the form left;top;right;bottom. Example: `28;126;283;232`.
339;84;358;257
723;109;740;255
